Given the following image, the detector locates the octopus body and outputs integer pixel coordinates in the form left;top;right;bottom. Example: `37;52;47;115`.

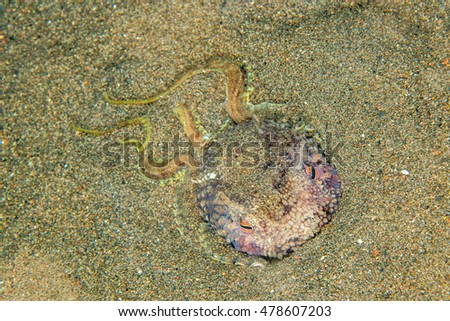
74;60;342;261
195;119;341;258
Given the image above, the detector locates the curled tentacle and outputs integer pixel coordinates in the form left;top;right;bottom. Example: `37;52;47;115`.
139;102;204;179
74;60;342;264
78;61;254;179
203;61;252;123
104;61;253;123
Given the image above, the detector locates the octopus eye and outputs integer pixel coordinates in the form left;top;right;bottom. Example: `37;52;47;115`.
310;165;316;179
239;218;253;231
304;164;315;179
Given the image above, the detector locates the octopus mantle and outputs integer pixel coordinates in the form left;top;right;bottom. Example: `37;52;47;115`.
195;119;342;259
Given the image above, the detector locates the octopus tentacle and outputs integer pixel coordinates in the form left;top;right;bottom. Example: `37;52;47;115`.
102;66;206;106
173;102;204;145
77;62;253;178
202;61;252;123
75;60;342;263
139;103;204;179
104;61;252;123
139;153;198;179
72;116;151;153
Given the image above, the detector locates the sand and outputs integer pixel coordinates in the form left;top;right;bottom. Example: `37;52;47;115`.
3;1;449;300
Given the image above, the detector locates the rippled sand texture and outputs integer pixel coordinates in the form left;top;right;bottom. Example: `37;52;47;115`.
3;2;449;300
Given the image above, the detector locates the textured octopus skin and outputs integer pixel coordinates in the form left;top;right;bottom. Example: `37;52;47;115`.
194;119;342;259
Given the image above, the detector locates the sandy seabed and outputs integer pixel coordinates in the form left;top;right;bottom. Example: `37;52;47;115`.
3;1;449;300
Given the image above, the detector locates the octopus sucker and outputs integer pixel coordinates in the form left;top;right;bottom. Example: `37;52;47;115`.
74;60;342;264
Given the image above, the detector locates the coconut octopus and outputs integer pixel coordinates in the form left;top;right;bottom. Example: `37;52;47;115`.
74;61;342;265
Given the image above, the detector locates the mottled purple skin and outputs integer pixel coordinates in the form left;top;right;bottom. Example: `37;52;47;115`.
195;120;342;258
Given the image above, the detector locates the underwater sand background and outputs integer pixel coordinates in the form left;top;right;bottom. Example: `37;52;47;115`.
3;1;449;300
